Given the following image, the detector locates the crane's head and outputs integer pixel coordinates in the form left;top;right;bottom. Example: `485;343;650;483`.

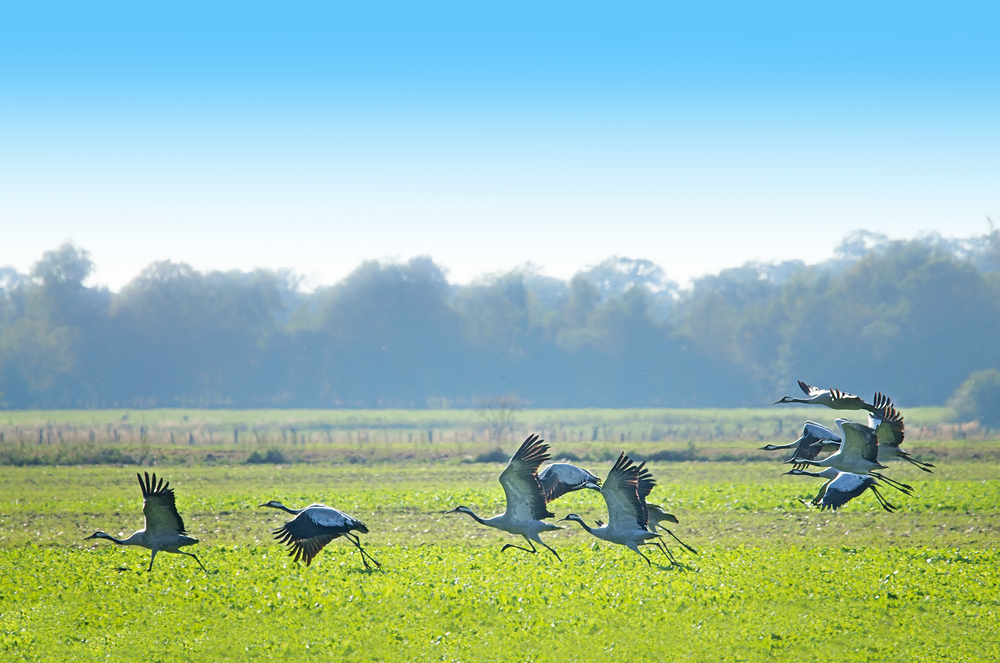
84;531;113;541
558;514;586;526
444;506;473;516
772;396;799;405
259;500;286;509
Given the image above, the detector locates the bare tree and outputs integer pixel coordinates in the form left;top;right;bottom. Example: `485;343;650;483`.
476;394;528;442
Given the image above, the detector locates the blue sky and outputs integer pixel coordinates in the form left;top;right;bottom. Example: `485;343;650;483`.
1;2;997;289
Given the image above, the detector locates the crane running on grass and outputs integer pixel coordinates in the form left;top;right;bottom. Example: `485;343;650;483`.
560;453;665;566
260;501;381;570
784;467;902;512
446;434;562;561
84;472;207;572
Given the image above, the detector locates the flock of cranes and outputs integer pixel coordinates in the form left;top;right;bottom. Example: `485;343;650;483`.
84;380;932;572
767;380;933;512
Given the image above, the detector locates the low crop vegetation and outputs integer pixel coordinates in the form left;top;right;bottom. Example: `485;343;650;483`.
2;444;999;661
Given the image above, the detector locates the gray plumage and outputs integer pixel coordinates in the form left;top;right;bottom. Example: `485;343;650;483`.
446;434;562;561
84;472;206;572
538;462;602;502
261;501;380;570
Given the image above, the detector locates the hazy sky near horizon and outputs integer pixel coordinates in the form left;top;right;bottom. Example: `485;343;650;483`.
1;2;998;290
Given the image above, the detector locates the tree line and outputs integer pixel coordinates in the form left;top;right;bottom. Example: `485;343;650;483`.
1;228;998;411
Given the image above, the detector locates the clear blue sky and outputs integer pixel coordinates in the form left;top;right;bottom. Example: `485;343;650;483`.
1;1;997;289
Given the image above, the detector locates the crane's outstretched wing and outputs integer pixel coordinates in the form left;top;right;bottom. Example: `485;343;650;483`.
138;472;187;534
539;462;602;503
816;472;877;511
796;421;843;461
837;420;881;464
869;399;905;448
798;380;822;396
499;434;554;521
273;505;364;566
601;453;647;531
635;462;656;501
798;380;876;411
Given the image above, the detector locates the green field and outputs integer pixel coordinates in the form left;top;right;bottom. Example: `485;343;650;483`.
0;406;987;467
2;422;999;662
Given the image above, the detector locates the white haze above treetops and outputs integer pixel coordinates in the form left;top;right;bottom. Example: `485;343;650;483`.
2;3;997;290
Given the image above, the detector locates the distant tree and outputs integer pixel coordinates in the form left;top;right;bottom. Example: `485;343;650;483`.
948;369;1000;428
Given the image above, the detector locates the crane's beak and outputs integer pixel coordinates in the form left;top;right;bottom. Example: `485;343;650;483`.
83;533;98;540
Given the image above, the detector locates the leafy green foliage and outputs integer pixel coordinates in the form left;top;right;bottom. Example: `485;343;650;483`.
948;369;1000;428
1;461;998;661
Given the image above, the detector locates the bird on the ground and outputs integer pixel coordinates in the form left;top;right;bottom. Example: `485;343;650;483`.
560;453;664;566
84;472;207;572
759;421;842;465
260;501;381;570
785;419;913;495
538;462;602;502
446;434;562;561
784;467;901;512
773;380;888;413
868;402;934;473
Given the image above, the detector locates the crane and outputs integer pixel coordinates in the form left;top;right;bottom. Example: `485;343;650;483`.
84;472;207;572
784;467;902;512
538;462;602;502
759;421;842;465
560;453;664;566
785;418;914;495
260;501;381;570
446;434;562;561
773;380;888;413
869;402;934;473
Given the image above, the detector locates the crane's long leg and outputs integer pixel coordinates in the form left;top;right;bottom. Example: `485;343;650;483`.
661;528;698;554
626;543;653;567
870;473;913;495
500;538;538;557
902;455;935;473
148;550;158;572
869;486;897;513
527;534;561;562
178;551;208;572
645;540;678;565
345;533;382;571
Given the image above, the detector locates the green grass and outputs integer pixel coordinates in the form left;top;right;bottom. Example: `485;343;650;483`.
2;456;999;662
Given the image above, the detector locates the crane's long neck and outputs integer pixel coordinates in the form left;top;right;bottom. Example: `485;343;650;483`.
569;517;597;535
460;508;490;527
268;503;303;516
798;467;839;479
92;531;144;546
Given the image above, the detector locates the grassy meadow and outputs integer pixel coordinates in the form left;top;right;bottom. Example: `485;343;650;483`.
1;408;998;661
